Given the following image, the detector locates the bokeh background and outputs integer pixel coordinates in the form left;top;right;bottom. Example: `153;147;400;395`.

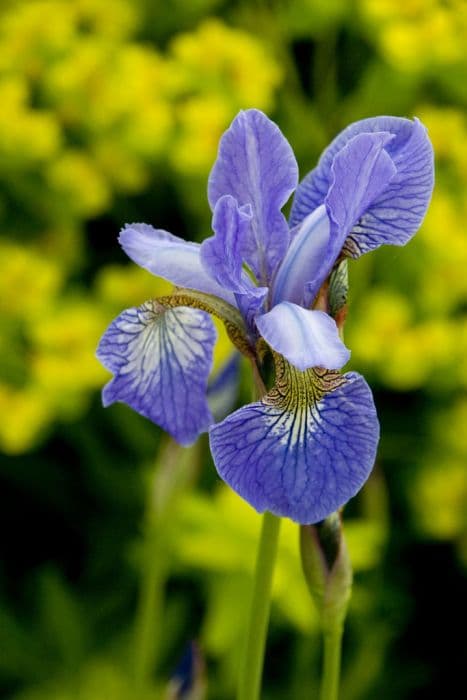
1;0;466;698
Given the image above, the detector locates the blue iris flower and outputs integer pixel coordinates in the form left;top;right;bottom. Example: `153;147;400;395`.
97;110;434;524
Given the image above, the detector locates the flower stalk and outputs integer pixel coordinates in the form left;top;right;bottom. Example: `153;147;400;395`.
320;625;344;700
133;440;200;688
300;513;352;700
237;510;281;700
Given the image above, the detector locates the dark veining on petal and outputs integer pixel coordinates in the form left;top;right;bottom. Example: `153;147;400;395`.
264;353;347;411
210;350;379;523
156;288;255;358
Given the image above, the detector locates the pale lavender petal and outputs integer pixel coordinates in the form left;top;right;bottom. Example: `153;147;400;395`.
119;223;236;305
256;302;350;370
271;205;330;306
201;195;268;326
208;109;298;283
290;116;434;255
96;301;216;446
326;132;396;244
275;132;397;307
201;195;253;291
321;131;397;279
210;370;379;524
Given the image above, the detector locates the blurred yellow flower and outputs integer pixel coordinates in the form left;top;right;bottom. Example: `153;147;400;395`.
0;78;61;165
0;241;63;320
360;0;467;72
170;95;231;174
46;150;111;217
0;385;53;454
411;398;467;542
169;19;282;175
29;297;109;401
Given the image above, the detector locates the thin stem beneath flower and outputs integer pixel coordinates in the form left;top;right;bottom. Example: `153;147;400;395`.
133;441;199;689
320;624;344;700
237;511;281;700
133;528;166;686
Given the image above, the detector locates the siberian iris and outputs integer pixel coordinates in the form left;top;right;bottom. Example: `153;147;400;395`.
97;109;434;524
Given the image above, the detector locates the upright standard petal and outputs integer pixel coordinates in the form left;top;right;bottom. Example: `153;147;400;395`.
271;204;330;306
290;116;434;254
96;301;216;446
119;223;236;306
210;360;379;524
201;195;253;292
201;195;268;326
208;109;298;283
256;302;350;371
275;132;397;307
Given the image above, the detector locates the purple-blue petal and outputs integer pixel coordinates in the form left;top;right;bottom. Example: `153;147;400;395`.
256;302;350;371
207;353;240;422
200;195;268;325
210;369;379;524
208;109;298;284
290;116;434;255
119;223;236;306
326;131;397;252
201;195;253;292
96;301;216;446
274;132;398;307
271;204;330;306
307;131;396;301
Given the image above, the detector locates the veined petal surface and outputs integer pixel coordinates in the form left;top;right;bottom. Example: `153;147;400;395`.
271;204;330;306
273;133;397;307
201;195;268;324
303;132;396;302
208;109;298;283
210;361;379;524
290;116;434;255
119;223;236;305
201;195;253;292
96;301;216;446
256;302;350;371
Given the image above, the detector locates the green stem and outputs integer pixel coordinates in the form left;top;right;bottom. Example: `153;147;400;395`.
132;442;198;688
320;625;344;700
238;511;282;700
133;529;166;686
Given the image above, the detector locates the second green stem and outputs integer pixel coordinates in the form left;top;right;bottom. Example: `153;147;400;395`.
237;510;282;700
320;625;344;700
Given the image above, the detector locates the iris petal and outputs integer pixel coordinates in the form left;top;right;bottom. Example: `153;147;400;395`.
290;116;434;253
201;195;268;325
210;360;379;524
256;302;350;371
96;301;216;446
275;132;398;307
119;223;236;306
207;353;240;422
208;109;298;283
271;204;330;306
201;195;253;291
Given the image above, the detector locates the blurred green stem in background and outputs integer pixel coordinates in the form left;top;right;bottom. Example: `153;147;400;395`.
133;440;200;689
300;514;353;700
237;510;282;700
